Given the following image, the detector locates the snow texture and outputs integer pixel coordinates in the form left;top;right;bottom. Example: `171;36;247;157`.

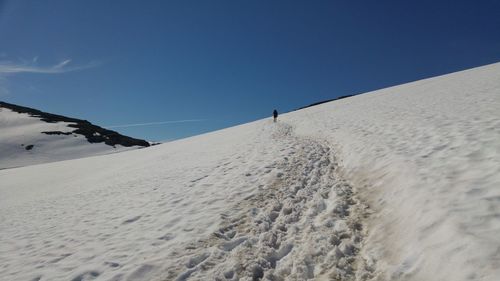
1;62;499;281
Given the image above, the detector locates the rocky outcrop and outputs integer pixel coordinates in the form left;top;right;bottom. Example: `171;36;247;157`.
0;101;150;148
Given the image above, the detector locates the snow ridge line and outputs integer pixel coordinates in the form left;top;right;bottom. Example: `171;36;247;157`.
163;123;375;280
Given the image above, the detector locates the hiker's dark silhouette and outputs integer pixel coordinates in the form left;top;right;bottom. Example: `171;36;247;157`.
273;109;278;122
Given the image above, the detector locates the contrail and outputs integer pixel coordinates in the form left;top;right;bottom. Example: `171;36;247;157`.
105;119;206;129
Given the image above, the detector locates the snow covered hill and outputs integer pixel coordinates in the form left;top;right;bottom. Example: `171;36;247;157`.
0;62;499;281
0;102;150;169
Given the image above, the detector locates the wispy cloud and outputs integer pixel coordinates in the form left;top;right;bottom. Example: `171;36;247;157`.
0;58;99;74
105;119;206;129
0;57;100;96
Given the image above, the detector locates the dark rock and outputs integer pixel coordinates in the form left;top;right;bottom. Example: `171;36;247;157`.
296;94;356;111
42;131;73;135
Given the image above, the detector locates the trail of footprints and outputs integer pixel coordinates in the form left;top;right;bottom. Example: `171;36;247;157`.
165;124;375;281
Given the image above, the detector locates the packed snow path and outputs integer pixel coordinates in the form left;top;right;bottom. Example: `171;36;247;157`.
164;123;373;281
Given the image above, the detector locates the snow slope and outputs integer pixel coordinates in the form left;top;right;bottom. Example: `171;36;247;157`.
287;62;500;280
1;62;499;281
0;103;149;169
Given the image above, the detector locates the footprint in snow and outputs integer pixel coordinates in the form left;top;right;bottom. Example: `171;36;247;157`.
122;215;141;224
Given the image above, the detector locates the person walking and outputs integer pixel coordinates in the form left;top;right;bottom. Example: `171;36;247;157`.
273;109;278;122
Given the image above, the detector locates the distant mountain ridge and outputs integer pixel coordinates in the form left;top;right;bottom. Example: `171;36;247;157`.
0;101;150;169
0;101;150;148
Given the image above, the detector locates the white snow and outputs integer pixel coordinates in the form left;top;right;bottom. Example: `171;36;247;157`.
287;62;500;280
0;108;134;169
1;62;499;281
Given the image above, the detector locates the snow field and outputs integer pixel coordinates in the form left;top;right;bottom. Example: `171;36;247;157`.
2;120;368;281
0;120;373;281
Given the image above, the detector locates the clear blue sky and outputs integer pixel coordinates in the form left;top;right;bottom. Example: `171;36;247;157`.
1;0;499;141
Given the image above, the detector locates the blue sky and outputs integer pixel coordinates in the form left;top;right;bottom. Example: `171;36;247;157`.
1;0;499;141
